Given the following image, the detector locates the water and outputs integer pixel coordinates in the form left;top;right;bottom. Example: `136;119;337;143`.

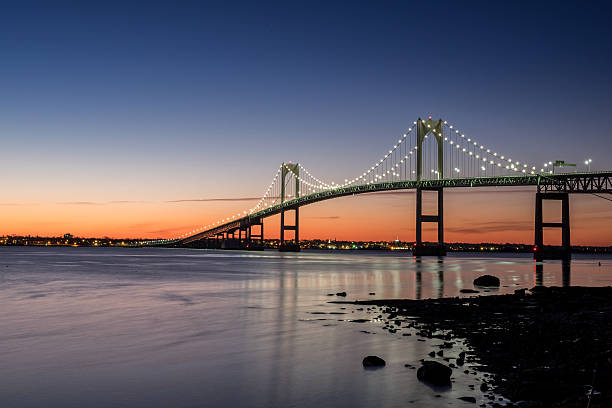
1;247;610;408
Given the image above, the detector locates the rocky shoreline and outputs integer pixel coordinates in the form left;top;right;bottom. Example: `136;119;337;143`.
346;286;612;407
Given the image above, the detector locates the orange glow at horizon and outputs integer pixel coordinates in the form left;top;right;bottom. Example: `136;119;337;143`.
1;188;611;246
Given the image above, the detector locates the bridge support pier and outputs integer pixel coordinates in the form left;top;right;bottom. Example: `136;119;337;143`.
279;206;300;252
534;192;571;261
247;218;265;250
279;163;300;252
414;187;446;256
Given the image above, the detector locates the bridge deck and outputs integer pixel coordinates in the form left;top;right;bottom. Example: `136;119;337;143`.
174;172;612;244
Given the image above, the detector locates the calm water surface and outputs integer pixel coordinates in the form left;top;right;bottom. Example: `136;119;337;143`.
1;247;610;407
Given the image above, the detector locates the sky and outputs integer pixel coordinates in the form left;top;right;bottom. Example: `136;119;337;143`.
1;0;612;245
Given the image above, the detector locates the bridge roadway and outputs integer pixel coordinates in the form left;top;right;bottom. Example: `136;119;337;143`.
175;171;612;246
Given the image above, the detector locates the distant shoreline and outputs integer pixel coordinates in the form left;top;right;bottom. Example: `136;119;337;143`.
0;240;611;254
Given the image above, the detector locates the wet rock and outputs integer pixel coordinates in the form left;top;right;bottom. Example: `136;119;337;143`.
460;289;480;294
473;275;500;287
529;285;548;293
362;355;386;367
458;396;476;403
336;292;347;297
417;360;452;386
514;288;526;296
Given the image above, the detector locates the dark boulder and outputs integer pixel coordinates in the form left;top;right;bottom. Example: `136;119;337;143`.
473;275;500;287
458;396;476;403
417;360;452;386
460;289;480;294
529;285;549;293
362;355;386;367
336;292;347;297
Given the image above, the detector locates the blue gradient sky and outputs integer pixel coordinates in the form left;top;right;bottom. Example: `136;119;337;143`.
1;1;611;242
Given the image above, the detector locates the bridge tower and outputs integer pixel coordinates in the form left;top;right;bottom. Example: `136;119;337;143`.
247;216;264;250
414;117;446;256
279;163;300;252
534;192;571;261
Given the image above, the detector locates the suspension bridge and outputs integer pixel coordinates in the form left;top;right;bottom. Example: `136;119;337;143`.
142;117;612;260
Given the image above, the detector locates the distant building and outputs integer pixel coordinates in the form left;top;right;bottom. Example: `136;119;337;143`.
64;233;73;239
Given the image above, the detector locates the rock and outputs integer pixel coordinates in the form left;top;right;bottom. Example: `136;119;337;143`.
458;396;477;403
369;292;376;295
514;288;527;296
336;292;347;297
473;275;500;287
327;293;334;296
460;289;480;294
362;355;386;367
480;383;488;391
428;351;436;357
417;360;452;386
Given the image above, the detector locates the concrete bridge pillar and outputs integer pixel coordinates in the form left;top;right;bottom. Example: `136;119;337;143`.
414;187;446;256
280;206;300;252
279;162;300;252
247;218;265;250
534;192;571;261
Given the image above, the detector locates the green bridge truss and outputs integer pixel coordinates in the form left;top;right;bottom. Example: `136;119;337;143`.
174;171;612;245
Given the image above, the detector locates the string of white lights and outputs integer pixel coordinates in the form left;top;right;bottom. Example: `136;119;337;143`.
443;122;537;175
144;118;545;245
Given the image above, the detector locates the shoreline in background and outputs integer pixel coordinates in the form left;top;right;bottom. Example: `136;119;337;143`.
1;235;611;254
